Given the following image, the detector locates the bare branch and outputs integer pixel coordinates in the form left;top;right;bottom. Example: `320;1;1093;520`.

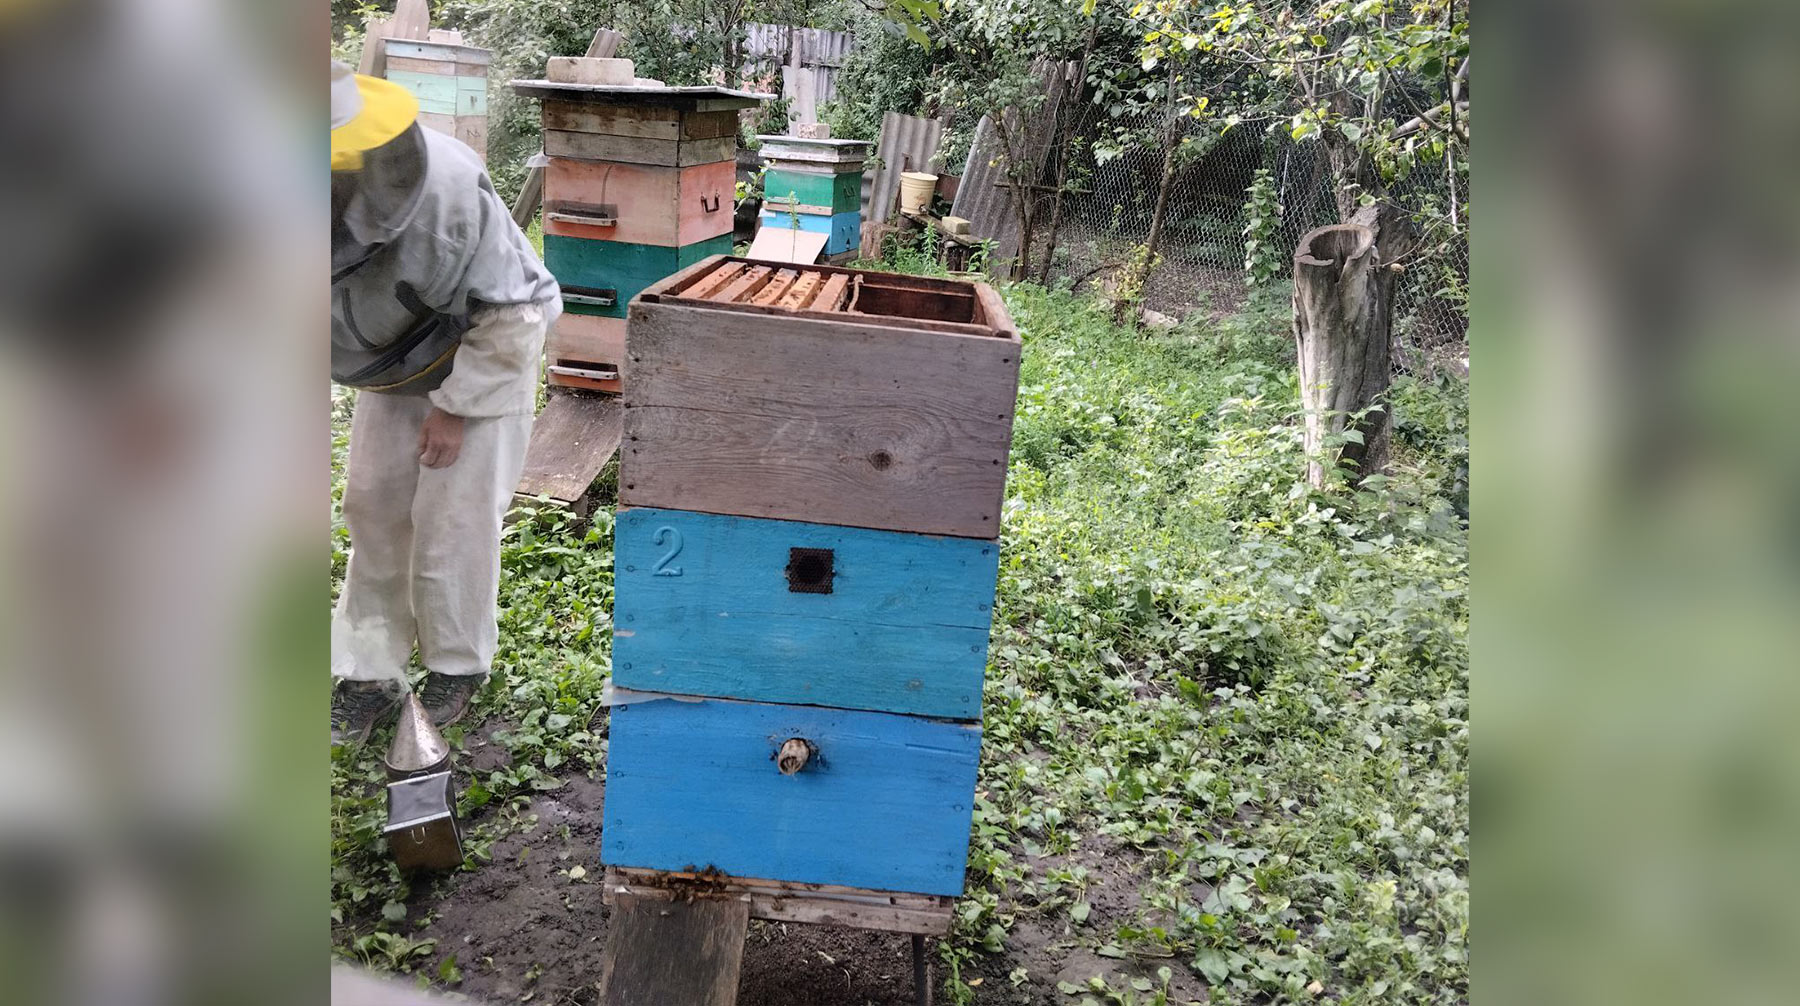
1389;101;1469;142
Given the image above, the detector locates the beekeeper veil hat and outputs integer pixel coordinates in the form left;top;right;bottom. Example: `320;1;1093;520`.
330;59;418;171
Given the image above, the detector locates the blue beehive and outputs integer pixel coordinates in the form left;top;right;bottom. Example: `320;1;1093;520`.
601;257;1019;924
756;135;871;262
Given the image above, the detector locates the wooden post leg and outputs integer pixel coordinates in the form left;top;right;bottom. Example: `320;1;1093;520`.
601;893;750;1006
912;933;932;1006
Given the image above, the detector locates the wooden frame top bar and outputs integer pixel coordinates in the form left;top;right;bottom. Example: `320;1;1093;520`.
638;255;1017;341
510;80;770;110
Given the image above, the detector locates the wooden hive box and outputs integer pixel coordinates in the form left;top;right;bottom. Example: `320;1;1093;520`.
756;136;870;261
619;257;1019;539
601;258;1019;917
762;166;864;216
511;81;766;394
385;39;490;158
612;506;997;719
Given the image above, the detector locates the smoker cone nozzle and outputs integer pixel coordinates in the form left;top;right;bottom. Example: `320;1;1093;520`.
386;692;451;779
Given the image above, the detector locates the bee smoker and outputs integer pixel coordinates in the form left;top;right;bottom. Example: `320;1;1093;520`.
382;693;463;871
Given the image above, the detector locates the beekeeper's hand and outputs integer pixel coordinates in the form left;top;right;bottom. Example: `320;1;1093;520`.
418;407;465;469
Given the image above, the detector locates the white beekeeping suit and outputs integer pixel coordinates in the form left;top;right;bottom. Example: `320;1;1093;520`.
328;61;559;718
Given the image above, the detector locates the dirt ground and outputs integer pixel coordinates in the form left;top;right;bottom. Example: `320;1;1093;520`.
393;752;1204;1005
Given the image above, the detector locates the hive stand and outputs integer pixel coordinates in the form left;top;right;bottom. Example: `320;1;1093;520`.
508;79;766;513
596;257;1019;1006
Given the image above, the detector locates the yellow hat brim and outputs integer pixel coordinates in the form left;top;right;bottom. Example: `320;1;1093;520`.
331;74;418;171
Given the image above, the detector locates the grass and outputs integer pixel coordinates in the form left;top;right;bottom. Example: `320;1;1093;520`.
329;266;1468;1005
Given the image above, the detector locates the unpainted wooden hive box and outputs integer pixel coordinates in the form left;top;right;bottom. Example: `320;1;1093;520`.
601;257;1020;904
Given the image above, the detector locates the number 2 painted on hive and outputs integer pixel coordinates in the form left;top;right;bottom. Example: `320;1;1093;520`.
651;526;684;576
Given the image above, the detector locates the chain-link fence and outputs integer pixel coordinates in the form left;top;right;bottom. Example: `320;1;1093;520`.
991;109;1469;374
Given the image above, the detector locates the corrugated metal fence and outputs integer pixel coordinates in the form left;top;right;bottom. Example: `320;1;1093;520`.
949;60;1080;265
865;111;945;223
742;23;852;124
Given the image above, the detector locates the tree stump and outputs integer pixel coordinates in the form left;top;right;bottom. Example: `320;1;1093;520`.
1291;204;1413;487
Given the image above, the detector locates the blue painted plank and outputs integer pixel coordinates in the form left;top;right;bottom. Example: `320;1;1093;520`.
386;70;458;116
602;696;980;895
757;210;861;254
613;508;996;720
545;234;733;317
455;77;488;116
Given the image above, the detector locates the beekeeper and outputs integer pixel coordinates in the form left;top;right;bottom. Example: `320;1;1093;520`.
329;60;559;743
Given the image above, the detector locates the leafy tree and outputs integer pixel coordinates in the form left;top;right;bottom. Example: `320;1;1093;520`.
821;6;944;142
1134;0;1469;237
928;0;1103;279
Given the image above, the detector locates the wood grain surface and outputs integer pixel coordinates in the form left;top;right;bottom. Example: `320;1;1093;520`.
547;313;627;373
542;103;740;140
599;894;748;1006
544;129;736;168
545;234;734;317
514;393;623;505
620;301;1020;538
543;159;735;247
452;114;487;157
603;867;954;935
762;167;864;214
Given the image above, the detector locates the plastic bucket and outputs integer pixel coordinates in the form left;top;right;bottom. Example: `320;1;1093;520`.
899;172;938;214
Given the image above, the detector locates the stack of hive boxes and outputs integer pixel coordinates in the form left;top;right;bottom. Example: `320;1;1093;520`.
600;258;1020;908
384;39;491;158
757;135;871;264
510;81;763;394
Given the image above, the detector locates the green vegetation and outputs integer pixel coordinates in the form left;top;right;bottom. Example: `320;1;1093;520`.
330;269;1467;1003
942;284;1467;1003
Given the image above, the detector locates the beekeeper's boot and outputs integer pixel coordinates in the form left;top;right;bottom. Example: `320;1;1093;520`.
331;678;405;746
419;671;487;728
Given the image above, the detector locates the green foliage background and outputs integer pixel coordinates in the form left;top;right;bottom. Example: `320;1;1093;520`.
330;258;1468;1002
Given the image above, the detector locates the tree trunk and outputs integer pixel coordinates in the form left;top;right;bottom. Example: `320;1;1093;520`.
1038;152;1071;284
1039;21;1100;285
993;116;1037;280
1114;101;1178;325
1292;204;1411;487
1016;206;1036;280
1143;123;1177;268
